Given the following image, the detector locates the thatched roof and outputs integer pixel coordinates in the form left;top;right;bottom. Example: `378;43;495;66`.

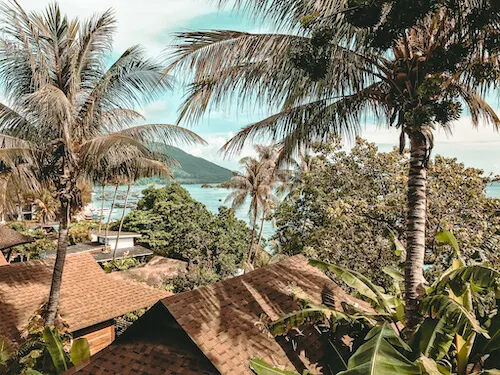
0;225;34;250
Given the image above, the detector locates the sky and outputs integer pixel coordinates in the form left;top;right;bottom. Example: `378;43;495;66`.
12;0;500;174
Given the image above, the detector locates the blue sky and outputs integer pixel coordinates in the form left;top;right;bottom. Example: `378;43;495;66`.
16;0;500;174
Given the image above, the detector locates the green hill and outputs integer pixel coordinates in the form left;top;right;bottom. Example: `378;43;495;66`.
139;145;233;184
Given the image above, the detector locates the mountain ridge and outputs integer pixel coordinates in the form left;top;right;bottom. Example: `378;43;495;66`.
139;145;233;184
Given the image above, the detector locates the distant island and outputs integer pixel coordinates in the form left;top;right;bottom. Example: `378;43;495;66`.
138;145;233;184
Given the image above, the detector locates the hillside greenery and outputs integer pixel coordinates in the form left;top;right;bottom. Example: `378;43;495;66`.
141;145;233;184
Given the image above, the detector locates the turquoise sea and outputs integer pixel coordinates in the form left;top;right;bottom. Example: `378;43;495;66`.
92;182;500;241
92;184;277;240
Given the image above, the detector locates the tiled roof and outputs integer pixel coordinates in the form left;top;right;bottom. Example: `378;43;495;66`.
66;304;220;375
71;255;366;375
0;225;34;250
0;252;170;340
162;255;356;374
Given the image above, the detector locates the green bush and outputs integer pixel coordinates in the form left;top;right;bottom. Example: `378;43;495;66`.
68;222;94;245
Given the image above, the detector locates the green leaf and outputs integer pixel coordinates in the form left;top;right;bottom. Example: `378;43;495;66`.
413;318;455;361
70;337;90;366
337;324;421;375
309;259;393;314
421;295;489;338
433;265;500;297
249;357;301;375
418;356;450;375
0;336;14;366
42;327;69;374
435;231;460;256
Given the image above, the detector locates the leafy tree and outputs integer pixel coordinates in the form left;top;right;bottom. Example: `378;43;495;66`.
0;2;204;325
118;184;251;278
170;0;500;331
273;139;500;289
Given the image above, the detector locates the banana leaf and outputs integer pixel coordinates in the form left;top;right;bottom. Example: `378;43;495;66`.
337;323;421;375
413;318;456;361
309;260;393;314
432;265;500;297
42;327;69;374
418;356;451;375
70;338;90;366
249;357;301;375
435;230;460;255
421;295;489;338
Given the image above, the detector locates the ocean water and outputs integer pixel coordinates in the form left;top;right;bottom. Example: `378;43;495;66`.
92;184;276;240
92;182;500;241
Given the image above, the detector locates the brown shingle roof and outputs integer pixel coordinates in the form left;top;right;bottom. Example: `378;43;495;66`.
66;304;220;375
71;255;366;375
0;225;34;250
0;252;170;340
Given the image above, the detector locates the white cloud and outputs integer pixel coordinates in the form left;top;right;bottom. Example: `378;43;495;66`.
15;0;218;56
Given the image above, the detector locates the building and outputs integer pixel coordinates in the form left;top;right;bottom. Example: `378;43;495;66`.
0;252;169;355
46;230;153;264
68;255;369;375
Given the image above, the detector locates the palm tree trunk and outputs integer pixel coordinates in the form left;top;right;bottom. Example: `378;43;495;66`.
404;131;428;333
113;184;130;261
256;213;266;251
246;208;258;267
45;197;70;326
104;184;119;251
98;184;105;232
0;172;11;223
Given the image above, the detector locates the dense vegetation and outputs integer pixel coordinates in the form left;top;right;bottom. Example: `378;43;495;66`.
273;139;500;289
170;0;500;331
116;184;251;285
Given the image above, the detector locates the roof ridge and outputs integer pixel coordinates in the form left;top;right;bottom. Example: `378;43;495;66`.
160;254;308;304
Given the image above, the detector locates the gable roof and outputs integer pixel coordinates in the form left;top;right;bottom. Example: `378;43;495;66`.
71;255;367;375
0;252;170;340
0;226;34;250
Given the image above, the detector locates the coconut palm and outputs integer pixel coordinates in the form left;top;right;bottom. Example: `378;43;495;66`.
169;1;500;331
226;146;281;268
0;2;205;325
112;155;173;260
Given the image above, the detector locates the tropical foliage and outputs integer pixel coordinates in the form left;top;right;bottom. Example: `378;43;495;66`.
0;2;204;324
273;139;500;289
169;0;500;330
252;232;500;375
226;146;286;268
116;184;251;282
0;308;90;375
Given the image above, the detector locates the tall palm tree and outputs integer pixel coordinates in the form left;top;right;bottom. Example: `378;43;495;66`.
0;3;205;325
169;1;500;330
226;146;281;268
112;156;173;260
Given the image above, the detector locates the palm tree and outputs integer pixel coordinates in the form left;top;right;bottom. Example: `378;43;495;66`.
226;146;281;268
0;3;205;325
169;1;500;331
112;155;173;260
